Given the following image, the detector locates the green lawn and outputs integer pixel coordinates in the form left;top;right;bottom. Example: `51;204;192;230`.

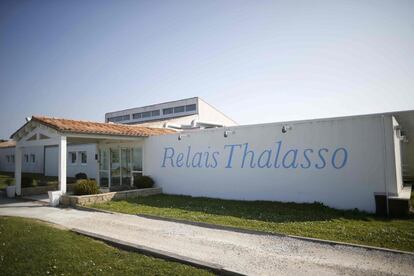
0;216;213;276
92;193;414;252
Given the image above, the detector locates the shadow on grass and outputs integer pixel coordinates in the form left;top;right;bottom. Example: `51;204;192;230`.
111;194;413;224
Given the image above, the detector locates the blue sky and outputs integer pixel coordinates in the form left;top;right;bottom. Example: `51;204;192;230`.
0;0;413;139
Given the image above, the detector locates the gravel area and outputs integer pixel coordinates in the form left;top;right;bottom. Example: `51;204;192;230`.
1;198;413;275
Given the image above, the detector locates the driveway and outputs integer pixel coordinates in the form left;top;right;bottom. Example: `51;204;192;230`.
0;198;413;275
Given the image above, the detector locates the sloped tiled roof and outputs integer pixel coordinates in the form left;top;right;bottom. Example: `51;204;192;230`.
0;140;16;148
12;116;176;139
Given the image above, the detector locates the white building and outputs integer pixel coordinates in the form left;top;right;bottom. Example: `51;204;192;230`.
1;98;413;215
0;98;237;178
105;97;237;129
0;140;98;178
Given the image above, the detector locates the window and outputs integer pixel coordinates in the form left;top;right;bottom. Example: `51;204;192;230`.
174;106;185;113
108;115;130;122
6;155;10;163
80;152;87;164
142;111;151;118
151;110;160;116
163;108;173;115
132;148;143;186
185;104;196;112
11;155;14;163
30;154;36;163
69;152;77;164
132;148;143;171
132;113;142;119
24;154;29;163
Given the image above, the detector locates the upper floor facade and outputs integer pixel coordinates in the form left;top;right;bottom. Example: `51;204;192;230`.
105;97;237;129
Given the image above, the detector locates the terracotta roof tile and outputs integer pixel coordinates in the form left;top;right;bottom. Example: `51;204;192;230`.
0;140;16;148
29;116;176;137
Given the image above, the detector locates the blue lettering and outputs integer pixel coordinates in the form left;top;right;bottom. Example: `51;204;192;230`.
315;148;328;169
282;149;299;168
224;144;242;168
211;151;219;168
258;150;272;168
192;152;203;168
273;141;282;168
300;149;313;169
161;147;175;167
241;143;256;168
176;153;184;167
204;151;210;168
185;146;191;168
332;147;348;169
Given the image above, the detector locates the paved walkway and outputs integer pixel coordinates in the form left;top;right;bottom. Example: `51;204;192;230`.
0;198;413;275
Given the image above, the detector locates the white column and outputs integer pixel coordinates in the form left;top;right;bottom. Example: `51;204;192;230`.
15;146;22;196
95;143;100;186
58;136;67;193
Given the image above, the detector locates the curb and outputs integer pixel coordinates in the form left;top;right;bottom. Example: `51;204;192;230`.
137;214;286;237
73;205;116;214
16;196;49;206
71;228;245;276
136;215;414;256
73;205;414;256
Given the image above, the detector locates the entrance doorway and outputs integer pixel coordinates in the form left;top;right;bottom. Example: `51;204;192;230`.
99;147;143;189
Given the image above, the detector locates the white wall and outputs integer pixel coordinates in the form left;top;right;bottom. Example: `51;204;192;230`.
0;146;44;173
144;114;401;212
45;144;98;178
0;147;15;172
198;98;238;126
0;144;98;178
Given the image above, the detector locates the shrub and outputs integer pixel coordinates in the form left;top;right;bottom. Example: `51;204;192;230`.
5;179;13;186
75;173;87;180
133;176;154;189
73;179;99;195
21;177;37;188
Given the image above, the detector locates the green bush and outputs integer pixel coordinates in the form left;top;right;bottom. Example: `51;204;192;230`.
73;179;99;195
5;178;13;186
75;173;87;180
21;177;37;188
133;176;154;189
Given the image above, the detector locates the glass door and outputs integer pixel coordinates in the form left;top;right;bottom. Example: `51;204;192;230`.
99;148;109;188
120;148;132;186
131;148;143;187
110;148;121;187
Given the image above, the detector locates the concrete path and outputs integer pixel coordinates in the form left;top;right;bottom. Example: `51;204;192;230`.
0;198;413;275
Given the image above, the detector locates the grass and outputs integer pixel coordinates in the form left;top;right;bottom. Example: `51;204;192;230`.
0;216;213;276
92;193;414;252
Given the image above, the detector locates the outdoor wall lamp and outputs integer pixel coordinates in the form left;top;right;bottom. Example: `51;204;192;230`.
394;126;408;142
224;129;235;138
178;133;190;141
282;124;292;133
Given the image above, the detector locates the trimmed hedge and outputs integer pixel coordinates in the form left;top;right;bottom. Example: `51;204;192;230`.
133;176;154;189
73;179;99;195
